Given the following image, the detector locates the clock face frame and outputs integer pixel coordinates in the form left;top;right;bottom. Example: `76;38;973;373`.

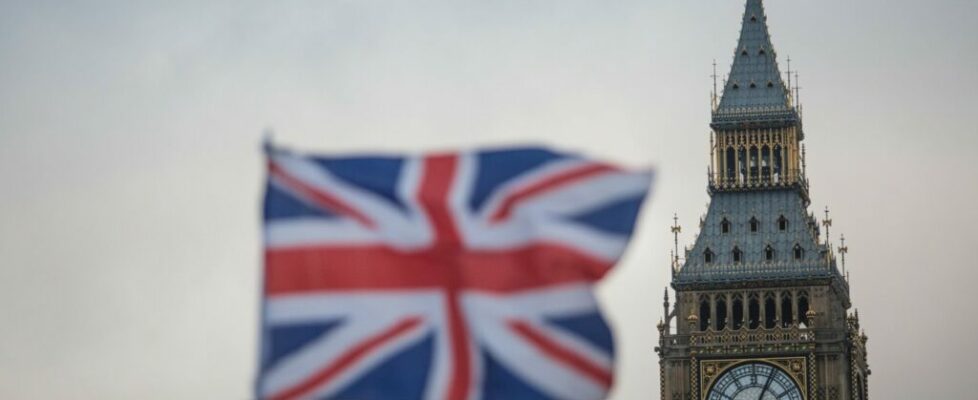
706;362;803;400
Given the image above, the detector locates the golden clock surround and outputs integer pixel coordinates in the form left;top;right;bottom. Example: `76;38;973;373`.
698;357;809;400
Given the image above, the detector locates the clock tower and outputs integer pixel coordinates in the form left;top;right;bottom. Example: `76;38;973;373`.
656;1;870;399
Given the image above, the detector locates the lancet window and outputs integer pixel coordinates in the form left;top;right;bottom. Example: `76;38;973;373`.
725;147;736;183
761;146;771;180
716;297;728;330
738;148;747;182
699;297;711;331
773;144;783;180
749;147;759;182
798;292;810;326
781;291;793;327
764;294;777;329
748;294;761;329
691;291;812;333
732;295;744;330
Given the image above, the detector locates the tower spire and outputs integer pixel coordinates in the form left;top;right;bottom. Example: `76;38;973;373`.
713;0;792;118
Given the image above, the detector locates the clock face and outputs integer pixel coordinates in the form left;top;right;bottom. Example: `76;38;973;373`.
706;362;802;400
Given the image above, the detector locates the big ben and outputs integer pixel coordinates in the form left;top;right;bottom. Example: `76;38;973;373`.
656;1;870;399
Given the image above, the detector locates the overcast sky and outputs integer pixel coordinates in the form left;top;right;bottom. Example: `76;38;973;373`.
2;0;977;398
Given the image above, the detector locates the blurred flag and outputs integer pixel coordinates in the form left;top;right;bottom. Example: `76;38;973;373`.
258;146;653;400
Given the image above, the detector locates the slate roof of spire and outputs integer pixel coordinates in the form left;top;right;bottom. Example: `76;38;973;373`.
673;190;845;292
674;0;846;294
713;0;797;127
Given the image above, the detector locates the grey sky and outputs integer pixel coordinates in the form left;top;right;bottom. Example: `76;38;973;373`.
1;0;977;398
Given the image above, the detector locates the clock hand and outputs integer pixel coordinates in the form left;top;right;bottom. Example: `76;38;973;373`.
757;369;774;400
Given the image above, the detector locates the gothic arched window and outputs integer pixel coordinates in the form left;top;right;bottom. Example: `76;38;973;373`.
793;244;804;260
778;215;789;231
716;297;728;331
721;218;731;234
798;292;810;326
704;248;715;264
761;145;771;180
748;294;761;329
749;147;759;181
738;147;747;182
781;291;794;327
732;246;742;263
765;245;775;261
699;297;711;331
764;293;777;329
732;295;744;330
750;217;760;233
773;145;783;179
725;147;736;183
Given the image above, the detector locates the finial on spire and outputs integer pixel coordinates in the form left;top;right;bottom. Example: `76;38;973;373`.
822;207;833;245
839;234;849;275
794;71;802;117
786;56;792;90
709;135;716;182
662;287;670;329
711;59;719;110
669;250;676;277
671;213;682;275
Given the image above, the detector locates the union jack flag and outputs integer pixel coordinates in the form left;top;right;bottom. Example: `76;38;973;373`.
259;146;653;400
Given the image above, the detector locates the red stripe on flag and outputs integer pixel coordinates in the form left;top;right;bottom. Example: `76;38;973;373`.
443;288;471;400
489;163;617;223
508;320;613;389
270;317;423;400
418;154;462;245
416;154;475;400
269;160;376;228
264;243;612;296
